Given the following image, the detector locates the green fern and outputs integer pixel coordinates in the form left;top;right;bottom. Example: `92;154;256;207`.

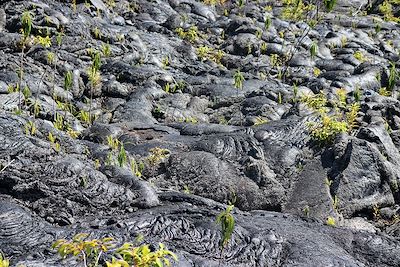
216;205;235;248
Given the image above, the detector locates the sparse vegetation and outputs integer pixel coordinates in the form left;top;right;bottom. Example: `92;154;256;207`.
175;26;199;43
0;253;9;267
52;234;177;267
233;70;244;93
216;205;235;265
326;216;336;226
303;91;360;144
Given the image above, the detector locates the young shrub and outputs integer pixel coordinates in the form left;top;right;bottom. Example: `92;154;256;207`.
388;62;398;91
216;205;235;264
113;242;177;267
87;51;102;124
117;143;127;167
233;69;244;93
18;11;33;112
52;233;115;267
346;103;360;132
307;114;348;144
310;42;318;59
323;0;337;12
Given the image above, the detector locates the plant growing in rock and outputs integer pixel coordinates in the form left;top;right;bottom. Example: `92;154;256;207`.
353;86;361;102
307;114;348;144
24;120;37;136
326;216;336;227
113;242;177;267
107;135;120;151
265;15;272;30
310;42;318;59
353;51;366;62
254;117;268;126
17;11;33;112
48;132;61;152
279;0;338;80
233;69;244;93
378;0;400;22
175;26;199;43
52;233;115;267
117;143;127;167
87;51;102;124
346;103;360;131
54;113;65;131
130;158;144;178
216;205;235;266
335;88;347;108
147;147;170;165
379;87;391;96
102;42;112;57
0;253;9;267
53;234;177;267
388;62;398;91
62;70;73;108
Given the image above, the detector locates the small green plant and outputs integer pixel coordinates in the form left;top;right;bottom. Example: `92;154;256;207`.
18;11;33;111
87;52;102;124
66;127;77;140
112;242;177;267
175;26;199;43
388;62;398;91
300;92;327;111
270;53;279;67
77;110;91;125
307;114;348;144
92;27;102;39
353;51;366;62
379;87;391;96
379;0;400;22
233;69;244;92
54;113;65;131
265;16;272;30
147;147;170;165
323;0;337;12
202;0;226;5
102;43;112;57
332;195;339;210
302;205;310;217
107;135;120;150
310;42;318;59
117;143;127;167
255;28;263;39
52;233;115;267
340;36;347;48
336;88;347;107
0;253;9;267
183;185;191;194
72;0;77;12
216;205;235;264
260;42;268;54
161;56;170;69
48;132;61;152
24;120;36;136
197;46;211;61
130;158;144;178
353;86;361;102
313;67;321;77
254;117;268;126
326;216;336;226
346;103;360;131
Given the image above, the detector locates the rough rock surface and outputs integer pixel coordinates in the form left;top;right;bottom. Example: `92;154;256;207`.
1;0;400;266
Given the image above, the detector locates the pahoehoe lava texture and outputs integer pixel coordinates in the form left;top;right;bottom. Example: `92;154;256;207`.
1;0;400;266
